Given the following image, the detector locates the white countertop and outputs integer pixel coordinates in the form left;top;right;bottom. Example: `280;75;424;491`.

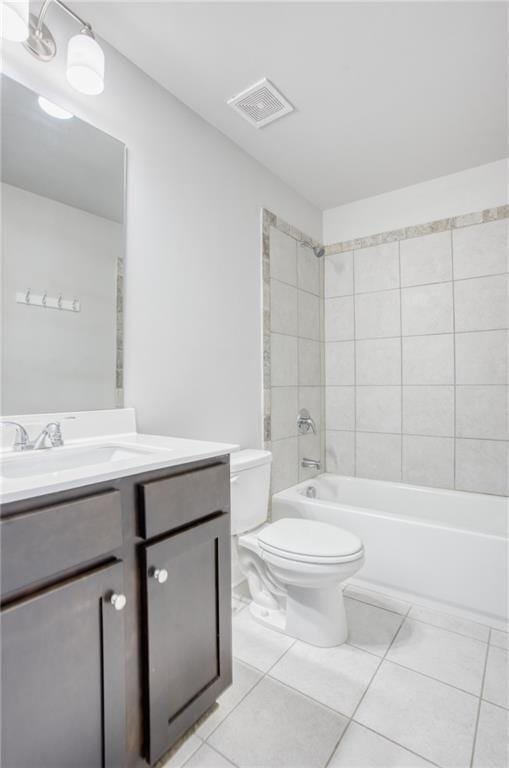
0;409;239;504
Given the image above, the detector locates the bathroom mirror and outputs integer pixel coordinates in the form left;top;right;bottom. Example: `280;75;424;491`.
1;75;125;416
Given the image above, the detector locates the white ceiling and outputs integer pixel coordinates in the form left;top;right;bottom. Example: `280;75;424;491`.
77;1;507;210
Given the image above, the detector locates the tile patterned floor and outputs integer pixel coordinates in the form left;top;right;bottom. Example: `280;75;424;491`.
162;585;509;768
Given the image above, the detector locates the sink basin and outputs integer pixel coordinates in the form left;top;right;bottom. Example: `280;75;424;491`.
0;444;161;479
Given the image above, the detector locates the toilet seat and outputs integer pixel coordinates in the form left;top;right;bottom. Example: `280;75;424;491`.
257;518;363;565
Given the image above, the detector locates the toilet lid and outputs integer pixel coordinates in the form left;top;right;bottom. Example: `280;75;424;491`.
257;519;363;563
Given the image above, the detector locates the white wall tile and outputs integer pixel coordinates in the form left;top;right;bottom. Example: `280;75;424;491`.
402;334;454;385
325;296;354;340
403;386;454;437
271;333;298;386
354;242;400;293
271;437;298;492
326;341;355;385
456;330;508;384
325;431;355;474
453;219;509;280
403;435;454;489
356;338;401;385
356;386;401;433
325;251;353;298
270;279;298;335
402;283;453;336
297;248;321;295
298;339;321;385
356;432;402;481
298;290;321;340
270;227;297;285
271;387;298;440
456;386;508;440
327;387;355;430
454;274;508;332
355;290;401;339
455;438;508;496
400;231;452;287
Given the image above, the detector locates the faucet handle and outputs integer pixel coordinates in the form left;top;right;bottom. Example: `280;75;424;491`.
1;421;31;451
46;422;64;447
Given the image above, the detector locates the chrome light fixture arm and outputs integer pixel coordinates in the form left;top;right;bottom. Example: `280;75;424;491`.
25;0;94;61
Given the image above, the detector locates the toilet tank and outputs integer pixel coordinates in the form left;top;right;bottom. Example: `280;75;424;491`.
230;450;272;535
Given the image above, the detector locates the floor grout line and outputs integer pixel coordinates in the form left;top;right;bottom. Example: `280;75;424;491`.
468;628;492;768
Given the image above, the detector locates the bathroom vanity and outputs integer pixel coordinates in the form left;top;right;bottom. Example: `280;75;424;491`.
0;412;236;768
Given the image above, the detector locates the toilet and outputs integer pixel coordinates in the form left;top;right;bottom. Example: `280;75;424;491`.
230;449;364;647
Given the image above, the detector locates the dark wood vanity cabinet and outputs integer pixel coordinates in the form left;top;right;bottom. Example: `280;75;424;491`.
1;561;126;768
143;513;231;763
0;456;232;768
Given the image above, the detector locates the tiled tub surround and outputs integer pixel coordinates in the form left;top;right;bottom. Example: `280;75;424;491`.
324;213;508;495
262;210;325;493
161;585;508;768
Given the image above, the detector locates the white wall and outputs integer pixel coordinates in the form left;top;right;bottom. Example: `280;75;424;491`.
1;183;119;414
323;159;508;244
2;17;321;447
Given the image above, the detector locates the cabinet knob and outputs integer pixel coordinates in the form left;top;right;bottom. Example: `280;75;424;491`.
110;593;127;611
151;567;168;584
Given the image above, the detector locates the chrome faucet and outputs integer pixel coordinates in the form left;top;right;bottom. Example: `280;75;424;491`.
1;420;63;451
301;457;321;470
1;421;31;451
297;409;317;435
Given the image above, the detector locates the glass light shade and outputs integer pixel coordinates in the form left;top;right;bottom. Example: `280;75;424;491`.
0;0;29;42
66;33;104;96
38;96;73;120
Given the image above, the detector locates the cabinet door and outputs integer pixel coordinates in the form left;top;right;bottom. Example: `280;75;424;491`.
1;561;126;768
143;514;232;763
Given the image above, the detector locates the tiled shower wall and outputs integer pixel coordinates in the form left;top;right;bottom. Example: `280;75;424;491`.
324;210;508;496
262;211;324;493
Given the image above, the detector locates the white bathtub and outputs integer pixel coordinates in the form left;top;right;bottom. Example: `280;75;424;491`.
272;474;509;624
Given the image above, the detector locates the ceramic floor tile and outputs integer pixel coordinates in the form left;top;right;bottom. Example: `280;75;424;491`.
231;606;294;672
269;639;380;716
386;617;486;694
184;744;236;768
408;604;490;642
483;645;509;709
197;660;261;739
490;628;509;651
159;735;202;768
345;597;405;656
344;585;410;616
208;676;347;768
329;722;434;768
472;701;509;768
355;661;478;768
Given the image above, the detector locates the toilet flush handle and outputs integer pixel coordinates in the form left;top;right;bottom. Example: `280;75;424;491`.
230;475;240;484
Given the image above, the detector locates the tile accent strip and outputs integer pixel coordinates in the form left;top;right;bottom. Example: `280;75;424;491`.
325;205;509;255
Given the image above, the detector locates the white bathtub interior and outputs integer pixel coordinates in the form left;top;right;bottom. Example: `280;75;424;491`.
272;474;508;625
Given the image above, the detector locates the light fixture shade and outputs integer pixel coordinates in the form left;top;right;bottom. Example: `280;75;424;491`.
66;32;104;95
38;96;74;120
0;0;29;42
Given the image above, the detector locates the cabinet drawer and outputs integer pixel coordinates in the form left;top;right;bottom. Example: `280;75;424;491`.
1;490;123;596
139;462;229;539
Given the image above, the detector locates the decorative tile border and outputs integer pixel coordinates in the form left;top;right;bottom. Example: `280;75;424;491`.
261;208;322;447
325;204;509;255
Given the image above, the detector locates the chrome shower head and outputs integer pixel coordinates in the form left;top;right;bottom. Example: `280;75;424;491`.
300;241;325;258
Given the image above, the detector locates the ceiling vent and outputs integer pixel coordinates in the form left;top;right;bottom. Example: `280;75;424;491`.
227;78;294;128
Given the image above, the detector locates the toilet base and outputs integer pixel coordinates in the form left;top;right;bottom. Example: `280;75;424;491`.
249;585;348;647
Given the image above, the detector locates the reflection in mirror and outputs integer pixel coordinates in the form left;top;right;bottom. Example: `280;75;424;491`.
1;75;125;416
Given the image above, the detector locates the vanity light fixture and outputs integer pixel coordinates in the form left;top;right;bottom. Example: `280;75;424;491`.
2;0;105;95
0;1;29;41
38;95;73;119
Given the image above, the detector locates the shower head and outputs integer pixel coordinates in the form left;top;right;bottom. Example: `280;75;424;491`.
300;241;325;259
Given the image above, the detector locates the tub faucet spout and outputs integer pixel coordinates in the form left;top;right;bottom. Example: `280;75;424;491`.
302;458;321;470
